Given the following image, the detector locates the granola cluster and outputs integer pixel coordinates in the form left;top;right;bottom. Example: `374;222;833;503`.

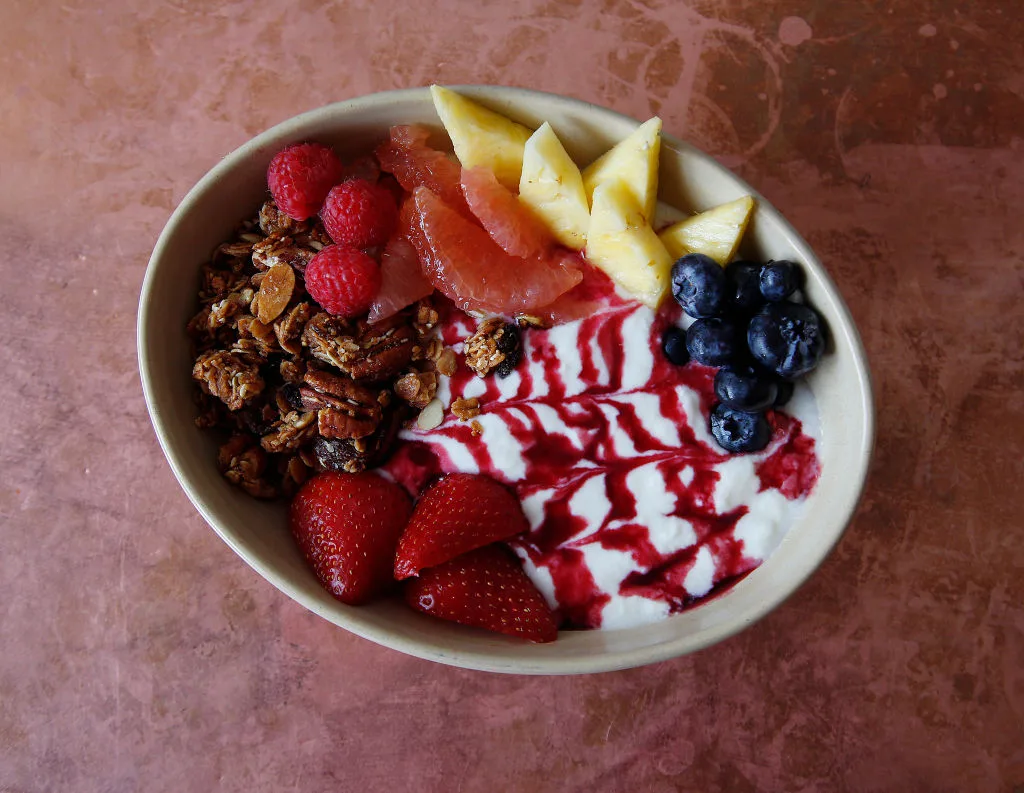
464;318;522;378
187;200;454;499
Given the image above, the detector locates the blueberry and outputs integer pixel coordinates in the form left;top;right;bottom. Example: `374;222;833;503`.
725;260;763;313
686;317;742;366
661;326;690;366
671;253;728;318
710;403;772;453
773;378;794;407
747;302;825;379
759;260;801;302
714;365;778;412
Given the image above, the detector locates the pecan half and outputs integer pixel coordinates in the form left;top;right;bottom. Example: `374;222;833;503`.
193;350;265;411
348;315;416;381
302;369;383;440
310;402;407;473
303;313;360;371
303;312;415;381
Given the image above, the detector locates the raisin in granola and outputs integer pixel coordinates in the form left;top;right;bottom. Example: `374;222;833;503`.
464;318;522;378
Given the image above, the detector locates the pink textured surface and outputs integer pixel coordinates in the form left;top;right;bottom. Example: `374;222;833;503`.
2;1;1023;791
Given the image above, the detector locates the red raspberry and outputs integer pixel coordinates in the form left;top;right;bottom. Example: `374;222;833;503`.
267;142;344;221
320;179;398;248
305;245;381;318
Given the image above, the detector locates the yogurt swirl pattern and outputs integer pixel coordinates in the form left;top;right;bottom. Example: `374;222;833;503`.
384;300;821;630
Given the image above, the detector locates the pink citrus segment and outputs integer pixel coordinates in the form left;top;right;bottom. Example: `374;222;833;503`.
460;167;555;258
367;234;434;323
412;187;582;315
535;256;625;325
376;125;467;214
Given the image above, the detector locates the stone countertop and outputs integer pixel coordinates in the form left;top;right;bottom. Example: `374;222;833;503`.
2;1;1022;791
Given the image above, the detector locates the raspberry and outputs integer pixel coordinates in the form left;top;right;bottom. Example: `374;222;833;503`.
305;245;381;318
320;179;398;249
267;143;344;221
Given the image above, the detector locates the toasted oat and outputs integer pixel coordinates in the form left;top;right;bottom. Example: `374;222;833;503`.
451;397;480;421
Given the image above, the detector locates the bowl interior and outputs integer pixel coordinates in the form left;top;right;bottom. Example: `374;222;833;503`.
138;86;873;674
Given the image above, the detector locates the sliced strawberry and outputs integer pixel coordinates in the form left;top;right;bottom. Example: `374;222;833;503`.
460;166;554;258
404;545;559;643
290;472;412;605
413;187;582;315
394;473;528;579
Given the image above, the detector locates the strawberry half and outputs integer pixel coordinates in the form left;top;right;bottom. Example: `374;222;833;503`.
290;472;412;605
394;473;529;580
404;545;558;642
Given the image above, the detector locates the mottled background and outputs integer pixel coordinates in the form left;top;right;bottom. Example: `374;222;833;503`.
2;0;1022;791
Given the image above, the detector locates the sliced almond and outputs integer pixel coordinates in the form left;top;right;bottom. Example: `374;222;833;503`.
416;398;444;431
254;263;296;324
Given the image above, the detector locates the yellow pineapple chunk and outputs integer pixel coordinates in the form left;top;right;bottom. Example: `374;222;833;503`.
429;85;533;190
658;196;756;265
582;117;662;224
518;122;590;250
586;180;672;309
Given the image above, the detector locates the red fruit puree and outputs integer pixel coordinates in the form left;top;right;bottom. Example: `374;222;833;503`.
383;291;821;630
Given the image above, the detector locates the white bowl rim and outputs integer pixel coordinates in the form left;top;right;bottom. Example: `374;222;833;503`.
138;85;875;674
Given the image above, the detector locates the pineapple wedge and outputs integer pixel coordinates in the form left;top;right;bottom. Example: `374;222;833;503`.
658;196;755;265
430;85;533;190
586;180;672;309
518;122;590;250
582;117;662;224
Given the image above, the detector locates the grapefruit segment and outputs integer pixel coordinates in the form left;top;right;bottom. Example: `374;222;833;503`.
460;166;554;258
534;258;624;325
367;234;434;323
376;125;468;214
412;187;582;315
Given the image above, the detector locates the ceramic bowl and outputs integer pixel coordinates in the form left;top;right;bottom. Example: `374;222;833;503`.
138;86;874;674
